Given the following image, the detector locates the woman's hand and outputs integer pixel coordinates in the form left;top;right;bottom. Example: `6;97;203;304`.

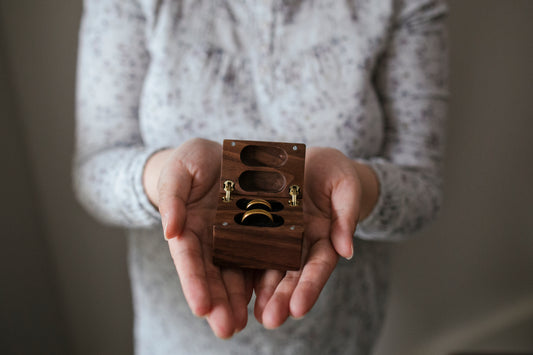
143;138;253;338
253;147;379;328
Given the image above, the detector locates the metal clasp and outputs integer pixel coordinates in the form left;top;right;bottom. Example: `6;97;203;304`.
222;180;235;202
288;185;301;207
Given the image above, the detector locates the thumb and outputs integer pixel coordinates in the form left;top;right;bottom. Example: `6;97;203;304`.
158;159;192;240
329;174;360;260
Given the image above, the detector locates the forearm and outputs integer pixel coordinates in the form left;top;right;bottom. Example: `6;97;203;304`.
356;160;443;240
356;0;448;240
73;146;162;227
74;0;155;227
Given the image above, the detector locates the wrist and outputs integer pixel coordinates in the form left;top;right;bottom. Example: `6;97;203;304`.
353;160;379;221
142;148;174;208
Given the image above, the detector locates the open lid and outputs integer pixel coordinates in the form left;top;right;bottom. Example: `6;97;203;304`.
219;139;306;198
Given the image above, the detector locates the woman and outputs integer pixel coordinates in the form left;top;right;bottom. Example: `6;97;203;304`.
74;0;448;353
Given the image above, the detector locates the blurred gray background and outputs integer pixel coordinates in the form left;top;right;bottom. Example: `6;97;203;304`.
1;1;532;354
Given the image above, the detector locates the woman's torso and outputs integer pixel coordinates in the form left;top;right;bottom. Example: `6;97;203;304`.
138;0;392;157
130;1;394;354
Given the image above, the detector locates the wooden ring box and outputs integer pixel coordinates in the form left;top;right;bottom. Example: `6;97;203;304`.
212;140;305;270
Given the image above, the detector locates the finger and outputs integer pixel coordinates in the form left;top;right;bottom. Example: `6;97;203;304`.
244;270;254;305
330;175;360;259
253;269;284;324
158;159;191;240
221;268;248;333
167;233;210;317
196;229;235;339
205;264;236;339
261;270;301;329
289;238;338;319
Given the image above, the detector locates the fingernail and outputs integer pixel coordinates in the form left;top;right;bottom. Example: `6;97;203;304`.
346;244;354;261
162;212;169;237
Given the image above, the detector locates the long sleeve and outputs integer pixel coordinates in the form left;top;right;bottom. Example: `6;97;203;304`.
73;0;161;227
357;0;449;240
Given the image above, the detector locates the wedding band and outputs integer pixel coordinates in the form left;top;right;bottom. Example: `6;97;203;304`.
241;209;274;223
246;199;272;211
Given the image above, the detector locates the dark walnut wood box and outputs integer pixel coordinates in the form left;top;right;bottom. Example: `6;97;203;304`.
212;140;306;270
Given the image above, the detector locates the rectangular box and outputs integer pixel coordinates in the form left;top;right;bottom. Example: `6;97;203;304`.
212;140;306;270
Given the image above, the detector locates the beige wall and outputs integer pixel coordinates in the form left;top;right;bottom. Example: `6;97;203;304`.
1;1;532;354
376;1;533;353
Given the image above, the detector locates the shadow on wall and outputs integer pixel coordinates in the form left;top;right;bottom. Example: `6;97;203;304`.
0;19;68;354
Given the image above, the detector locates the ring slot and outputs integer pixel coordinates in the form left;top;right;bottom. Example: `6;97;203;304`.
241;209;274;223
236;198;284;212
246;199;272;211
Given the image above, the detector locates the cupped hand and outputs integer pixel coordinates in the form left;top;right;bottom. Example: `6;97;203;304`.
143;138;253;338
254;147;369;328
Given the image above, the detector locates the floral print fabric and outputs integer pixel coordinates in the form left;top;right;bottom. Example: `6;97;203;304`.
73;0;448;353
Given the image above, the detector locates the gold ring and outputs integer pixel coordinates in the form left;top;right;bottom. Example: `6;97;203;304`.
241;209;274;223
246;199;272;211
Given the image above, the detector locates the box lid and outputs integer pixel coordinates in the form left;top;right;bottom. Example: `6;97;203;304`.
219;139;306;198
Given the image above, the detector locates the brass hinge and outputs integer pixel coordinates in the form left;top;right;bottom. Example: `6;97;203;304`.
288;185;301;207
222;180;235;202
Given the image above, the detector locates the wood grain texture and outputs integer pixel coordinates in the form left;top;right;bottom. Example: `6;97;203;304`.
219;140;305;198
212;140;306;270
